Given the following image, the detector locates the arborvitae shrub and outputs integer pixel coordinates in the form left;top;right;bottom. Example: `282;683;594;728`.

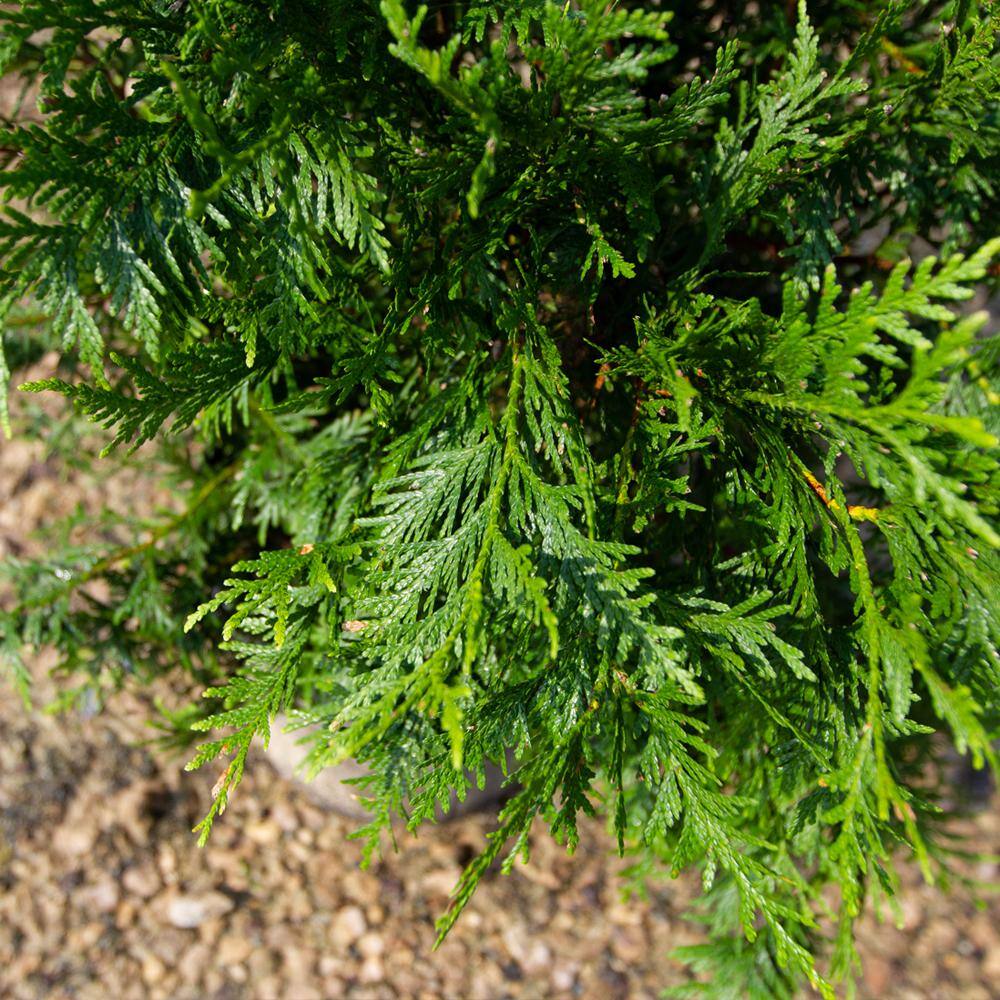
2;0;999;993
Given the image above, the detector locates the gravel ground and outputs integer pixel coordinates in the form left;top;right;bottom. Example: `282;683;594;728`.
0;669;696;1000
2;365;999;1000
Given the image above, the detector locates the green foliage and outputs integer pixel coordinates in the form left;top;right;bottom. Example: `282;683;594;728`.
2;0;1000;994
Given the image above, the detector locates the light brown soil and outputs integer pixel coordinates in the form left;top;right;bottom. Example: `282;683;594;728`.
1;361;998;1000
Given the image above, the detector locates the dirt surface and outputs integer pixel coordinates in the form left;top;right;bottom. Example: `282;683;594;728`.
0;666;696;1000
2;367;1000;1000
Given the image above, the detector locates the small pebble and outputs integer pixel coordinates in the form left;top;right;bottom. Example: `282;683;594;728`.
165;892;234;929
330;904;367;949
122;865;161;900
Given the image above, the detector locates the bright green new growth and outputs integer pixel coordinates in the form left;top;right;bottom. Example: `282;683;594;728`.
2;0;999;995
